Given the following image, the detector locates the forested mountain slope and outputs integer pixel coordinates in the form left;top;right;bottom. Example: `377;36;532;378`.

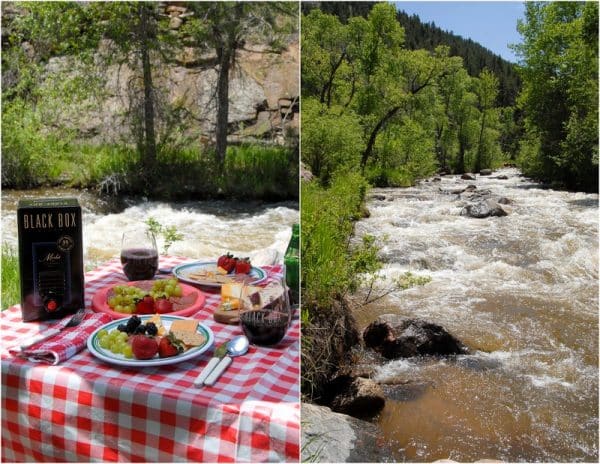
302;1;520;106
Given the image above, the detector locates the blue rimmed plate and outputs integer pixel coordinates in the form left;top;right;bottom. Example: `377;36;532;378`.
87;315;214;367
172;261;267;288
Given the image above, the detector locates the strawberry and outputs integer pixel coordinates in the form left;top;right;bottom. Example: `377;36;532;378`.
154;297;173;314
217;253;237;273
131;335;158;360
135;295;155;314
158;334;184;358
234;257;252;275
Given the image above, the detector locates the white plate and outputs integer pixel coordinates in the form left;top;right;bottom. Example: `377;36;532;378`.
87;315;214;367
172;261;267;288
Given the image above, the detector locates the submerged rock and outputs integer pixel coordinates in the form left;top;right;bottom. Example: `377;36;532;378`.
363;315;469;359
460;200;508;218
301;403;394;463
461;173;476;180
479;169;493;176
328;375;385;418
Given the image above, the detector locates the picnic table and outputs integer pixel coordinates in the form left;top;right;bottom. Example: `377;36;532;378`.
1;256;300;462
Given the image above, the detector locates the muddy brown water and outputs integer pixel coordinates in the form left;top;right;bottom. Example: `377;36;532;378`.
354;168;598;462
1;188;298;267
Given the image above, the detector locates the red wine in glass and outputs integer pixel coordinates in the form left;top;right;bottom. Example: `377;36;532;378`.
121;248;158;281
240;310;288;346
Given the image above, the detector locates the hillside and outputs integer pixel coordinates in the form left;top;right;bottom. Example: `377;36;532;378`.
302;1;520;106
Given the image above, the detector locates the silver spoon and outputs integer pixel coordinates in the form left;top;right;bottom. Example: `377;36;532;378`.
203;335;249;387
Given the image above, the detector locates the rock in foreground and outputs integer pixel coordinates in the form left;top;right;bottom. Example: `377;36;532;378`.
301;403;393;463
363;315;469;359
328;375;385;418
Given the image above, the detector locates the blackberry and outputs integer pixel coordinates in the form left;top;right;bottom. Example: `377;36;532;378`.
145;322;158;336
117;323;128;332
134;324;147;335
125;315;142;334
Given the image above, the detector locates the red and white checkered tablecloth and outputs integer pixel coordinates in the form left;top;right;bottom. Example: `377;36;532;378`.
1;256;300;462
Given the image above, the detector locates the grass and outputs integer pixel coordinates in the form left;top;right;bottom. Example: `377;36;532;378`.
2;136;298;200
1;244;20;310
301;170;375;310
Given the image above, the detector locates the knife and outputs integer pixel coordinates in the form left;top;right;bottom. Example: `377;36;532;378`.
193;341;228;387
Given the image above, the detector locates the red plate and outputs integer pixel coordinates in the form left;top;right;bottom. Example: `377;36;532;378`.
91;280;206;319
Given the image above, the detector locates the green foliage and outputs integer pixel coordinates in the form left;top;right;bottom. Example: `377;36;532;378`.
223;145;299;199
515;1;598;191
145;217;183;255
302;4;508;182
393;271;432;290
1;244;20;310
301;98;363;184
301;171;375;310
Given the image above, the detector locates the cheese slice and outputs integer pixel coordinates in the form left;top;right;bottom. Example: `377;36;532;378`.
221;283;244;310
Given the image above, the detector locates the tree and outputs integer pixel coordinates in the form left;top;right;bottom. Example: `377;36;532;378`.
184;2;298;170
514;1;598;191
3;1;175;177
472;68;500;172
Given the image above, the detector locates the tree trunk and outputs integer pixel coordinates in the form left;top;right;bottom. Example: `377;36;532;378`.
139;4;157;173
215;44;232;170
475;110;486;173
360;106;402;171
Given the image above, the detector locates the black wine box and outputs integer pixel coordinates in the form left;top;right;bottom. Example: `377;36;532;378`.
17;198;85;321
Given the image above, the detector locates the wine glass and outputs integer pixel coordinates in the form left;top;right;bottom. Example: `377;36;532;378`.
239;279;291;347
120;228;158;281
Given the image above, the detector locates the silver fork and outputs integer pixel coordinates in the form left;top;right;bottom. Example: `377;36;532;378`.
20;308;86;350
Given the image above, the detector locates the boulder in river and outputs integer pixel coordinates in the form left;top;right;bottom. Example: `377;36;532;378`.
328;375;385;419
460;200;508;218
495;175;509;180
301;403;394;463
363;315;469;359
479;169;493;176
461;173;476;180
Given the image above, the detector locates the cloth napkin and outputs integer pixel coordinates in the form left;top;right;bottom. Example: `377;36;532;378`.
10;312;112;365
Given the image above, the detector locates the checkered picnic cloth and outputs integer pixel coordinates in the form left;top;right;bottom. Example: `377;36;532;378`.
1;256;300;462
8;313;113;365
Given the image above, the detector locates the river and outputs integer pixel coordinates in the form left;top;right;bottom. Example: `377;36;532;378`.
353;168;598;462
1;188;298;268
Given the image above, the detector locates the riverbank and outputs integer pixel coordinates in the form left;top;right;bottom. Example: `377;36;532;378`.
2;142;299;202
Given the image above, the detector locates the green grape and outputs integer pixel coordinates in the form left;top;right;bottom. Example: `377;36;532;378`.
111;342;124;354
99;337;111;349
122;345;133;358
173;286;182;297
98;329;108;338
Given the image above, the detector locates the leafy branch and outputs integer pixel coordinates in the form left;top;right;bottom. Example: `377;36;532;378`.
145;217;183;255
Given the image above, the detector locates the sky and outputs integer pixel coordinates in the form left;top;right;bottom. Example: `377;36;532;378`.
394;1;526;62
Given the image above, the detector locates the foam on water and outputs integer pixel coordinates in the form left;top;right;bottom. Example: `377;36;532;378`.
2;194;298;267
355;168;598;461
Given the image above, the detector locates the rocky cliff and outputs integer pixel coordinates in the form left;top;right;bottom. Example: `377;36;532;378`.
3;2;299;146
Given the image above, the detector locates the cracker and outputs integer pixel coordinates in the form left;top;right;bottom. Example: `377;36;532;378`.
171;330;206;347
170;319;198;333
